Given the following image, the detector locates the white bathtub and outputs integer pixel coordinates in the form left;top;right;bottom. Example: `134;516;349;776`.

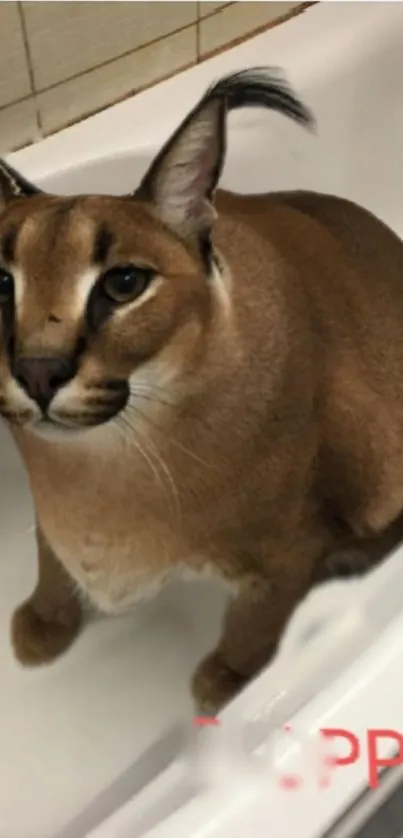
4;3;403;837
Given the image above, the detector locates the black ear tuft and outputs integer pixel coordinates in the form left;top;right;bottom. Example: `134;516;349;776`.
0;159;42;210
202;67;314;129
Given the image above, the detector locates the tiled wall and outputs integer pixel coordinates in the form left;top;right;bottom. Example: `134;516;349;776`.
0;1;307;154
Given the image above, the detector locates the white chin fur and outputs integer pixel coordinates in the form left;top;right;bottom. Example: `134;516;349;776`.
3;379;40;420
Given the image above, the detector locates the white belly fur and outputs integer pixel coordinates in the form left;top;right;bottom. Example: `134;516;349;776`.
55;534;237;615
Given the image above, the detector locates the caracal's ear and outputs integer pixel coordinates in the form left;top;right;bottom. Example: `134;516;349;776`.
134;96;225;242
133;68;313;246
0;158;43;211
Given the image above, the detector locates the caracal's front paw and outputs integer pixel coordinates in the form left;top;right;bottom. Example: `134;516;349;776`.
191;651;247;715
11;599;82;666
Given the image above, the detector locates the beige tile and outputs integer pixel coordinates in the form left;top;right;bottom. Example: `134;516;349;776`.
0;98;39;153
199;2;230;17
22;1;198;91
200;1;301;55
0;2;32;108
38;26;197;135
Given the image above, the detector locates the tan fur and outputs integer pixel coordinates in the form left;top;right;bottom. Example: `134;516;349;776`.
2;71;403;711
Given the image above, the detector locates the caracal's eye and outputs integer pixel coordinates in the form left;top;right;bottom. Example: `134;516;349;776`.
0;269;14;304
101;265;155;304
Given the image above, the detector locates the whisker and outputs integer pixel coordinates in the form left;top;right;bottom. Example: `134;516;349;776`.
130;381;216;432
114;411;181;529
136;427;182;530
129;391;175;410
106;414;128;451
126;395;215;470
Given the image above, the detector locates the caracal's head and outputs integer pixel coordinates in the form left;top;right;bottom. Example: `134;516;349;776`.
0;69;311;438
0;105;227;439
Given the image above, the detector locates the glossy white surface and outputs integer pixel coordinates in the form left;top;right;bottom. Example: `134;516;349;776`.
3;2;403;836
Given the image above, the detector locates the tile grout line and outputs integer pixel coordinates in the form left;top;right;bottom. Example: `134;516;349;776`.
198;1;315;62
2;2;312;150
0;94;33;117
38;58;197;139
2;2;305;109
198;1;236;58
13;2;237;103
24;19;199;99
16;0;43;140
196;1;201;61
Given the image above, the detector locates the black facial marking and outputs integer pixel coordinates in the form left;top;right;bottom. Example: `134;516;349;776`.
85;283;113;333
1;227;18;263
48;314;61;324
102;379;128;392
47;198;79;250
199;234;213;273
1;294;15;360
71;334;87;368
93;224;114;264
53;198;78;217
